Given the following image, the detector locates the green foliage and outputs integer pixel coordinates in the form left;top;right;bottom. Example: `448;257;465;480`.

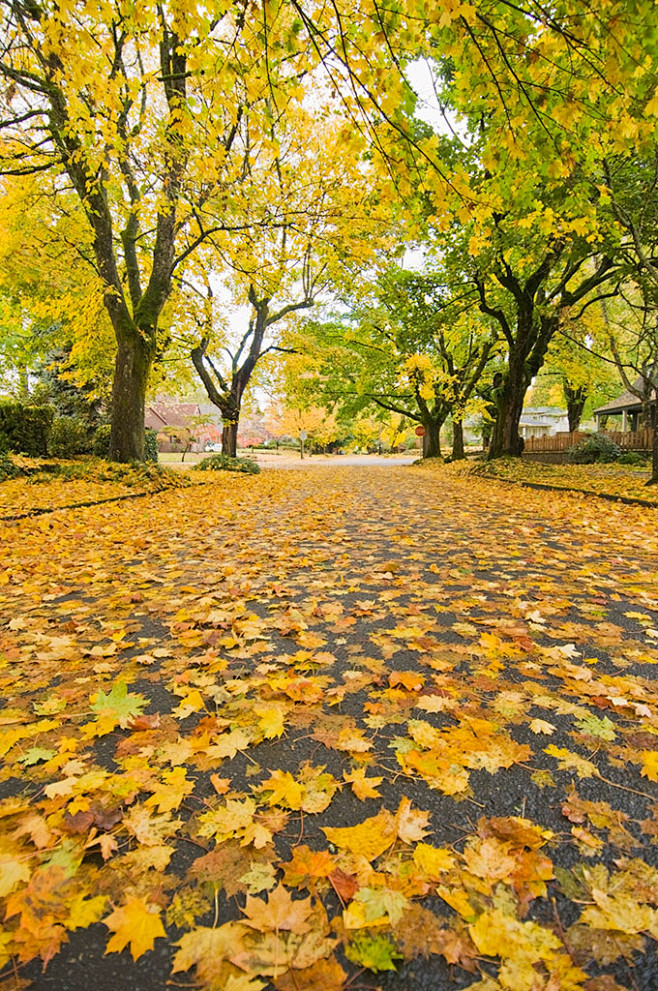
92;424;111;457
0;451;21;481
197;453;261;474
0;401;54;455
144;428;158;464
49;416;91;457
568;433;622;464
345;933;403;972
618;451;650;466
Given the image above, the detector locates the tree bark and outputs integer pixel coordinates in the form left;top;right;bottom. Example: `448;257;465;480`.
222;420;238;458
423;419;442;458
108;330;153;462
564;383;588;432
488;363;527;459
452;419;465;460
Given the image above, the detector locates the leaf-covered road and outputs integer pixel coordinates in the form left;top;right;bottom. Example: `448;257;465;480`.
1;465;658;991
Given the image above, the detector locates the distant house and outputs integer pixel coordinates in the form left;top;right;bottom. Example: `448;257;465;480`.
593;375;657;432
145;401;221;452
519;407;570;440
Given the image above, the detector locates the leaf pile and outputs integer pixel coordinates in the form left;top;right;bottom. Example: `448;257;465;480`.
0;457;193;517
0;465;657;990
448;456;657;503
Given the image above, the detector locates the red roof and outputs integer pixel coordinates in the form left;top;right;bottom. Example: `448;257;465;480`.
145;402;201;430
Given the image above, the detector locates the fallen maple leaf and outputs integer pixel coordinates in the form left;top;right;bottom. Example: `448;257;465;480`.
241;884;314;934
103;896;166;960
323;809;396;861
342;766;383;800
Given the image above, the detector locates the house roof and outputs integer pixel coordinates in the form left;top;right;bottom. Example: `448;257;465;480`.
145;402;201;430
519;407;568;424
593;374;657;415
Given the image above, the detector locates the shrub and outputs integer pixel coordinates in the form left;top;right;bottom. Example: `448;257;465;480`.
144;428;158;463
617;451;650;466
567;433;622;464
92;424;111;457
0;452;21;482
197;453;260;474
0;402;54;456
49;417;91;457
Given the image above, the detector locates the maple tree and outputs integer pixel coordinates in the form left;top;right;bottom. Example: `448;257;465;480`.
285;261;497;459
0;0;391;462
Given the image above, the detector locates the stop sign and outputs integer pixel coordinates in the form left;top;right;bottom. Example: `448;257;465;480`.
415;425;426;437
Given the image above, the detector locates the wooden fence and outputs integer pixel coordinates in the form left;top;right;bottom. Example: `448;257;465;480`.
524;428;654;453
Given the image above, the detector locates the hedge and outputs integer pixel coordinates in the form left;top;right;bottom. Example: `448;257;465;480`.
0;402;54;456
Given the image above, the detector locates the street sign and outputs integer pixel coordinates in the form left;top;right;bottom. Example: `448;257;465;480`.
299;430;308;441
415;425;426;437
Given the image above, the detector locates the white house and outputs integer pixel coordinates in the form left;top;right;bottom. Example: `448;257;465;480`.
519;407;570;440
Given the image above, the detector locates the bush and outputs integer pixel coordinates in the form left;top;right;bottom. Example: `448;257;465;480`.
197;453;260;474
0;452;21;482
92;424;111;457
567;433;622;464
144;428;158;463
617;451;650;466
0;402;54;456
49;416;91;457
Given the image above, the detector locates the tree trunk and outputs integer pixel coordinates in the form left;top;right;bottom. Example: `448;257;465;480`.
648;422;658;486
108;333;153;462
564;383;588;433
488;360;528;459
452;419;465;460
222;420;238;457
423;419;442;458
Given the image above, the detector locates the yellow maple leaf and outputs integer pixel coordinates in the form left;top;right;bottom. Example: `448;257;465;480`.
323;809;396;861
641;751;658;782
255;705;285;739
544;745;598;779
104;896;166;960
413;842;455;879
343;767;383;800
0;850;30;898
395;797;431;843
172;922;247;983
241;884;313;934
529;718;556;735
145;766;195;813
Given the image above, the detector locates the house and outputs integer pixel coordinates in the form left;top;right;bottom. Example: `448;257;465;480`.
593;375;657;432
519;407;570;440
145;401;221;452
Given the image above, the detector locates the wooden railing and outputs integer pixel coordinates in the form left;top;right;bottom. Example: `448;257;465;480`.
524;428;654;453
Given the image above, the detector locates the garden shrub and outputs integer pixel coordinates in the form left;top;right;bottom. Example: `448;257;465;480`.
197;453;260;474
144;428;159;463
567;433;622;464
92;424;112;457
0;402;54;456
49;417;91;457
0;452;21;482
617;451;649;466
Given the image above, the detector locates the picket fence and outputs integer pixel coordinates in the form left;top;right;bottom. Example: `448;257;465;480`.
524;428;654;453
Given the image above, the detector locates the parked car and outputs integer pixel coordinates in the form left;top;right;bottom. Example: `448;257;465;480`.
204;443;222;452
